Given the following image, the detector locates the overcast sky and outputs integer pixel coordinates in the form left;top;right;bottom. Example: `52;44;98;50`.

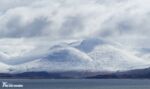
0;0;149;39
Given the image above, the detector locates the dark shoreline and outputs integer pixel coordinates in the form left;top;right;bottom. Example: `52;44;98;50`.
1;67;150;79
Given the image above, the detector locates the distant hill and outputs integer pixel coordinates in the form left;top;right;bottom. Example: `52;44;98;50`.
1;67;150;79
88;67;150;79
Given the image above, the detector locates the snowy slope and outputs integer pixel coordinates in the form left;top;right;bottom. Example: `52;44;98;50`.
13;46;94;73
72;38;150;71
0;38;150;73
0;62;12;73
88;45;149;71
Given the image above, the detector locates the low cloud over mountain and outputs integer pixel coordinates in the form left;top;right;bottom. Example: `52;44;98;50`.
0;0;150;74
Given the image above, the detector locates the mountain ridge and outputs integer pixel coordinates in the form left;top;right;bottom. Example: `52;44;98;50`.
0;38;150;75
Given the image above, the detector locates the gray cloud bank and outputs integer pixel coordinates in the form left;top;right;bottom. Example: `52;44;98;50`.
0;0;150;39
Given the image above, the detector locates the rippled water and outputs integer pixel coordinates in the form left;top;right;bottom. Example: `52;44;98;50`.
0;79;150;89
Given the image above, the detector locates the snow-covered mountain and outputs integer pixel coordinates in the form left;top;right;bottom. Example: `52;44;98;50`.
0;0;150;79
0;37;150;74
73;38;150;71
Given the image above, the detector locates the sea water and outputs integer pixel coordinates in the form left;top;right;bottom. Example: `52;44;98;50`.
0;79;150;89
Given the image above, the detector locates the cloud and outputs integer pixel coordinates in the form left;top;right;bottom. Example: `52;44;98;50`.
0;0;149;40
0;0;131;39
3;17;49;38
0;0;150;47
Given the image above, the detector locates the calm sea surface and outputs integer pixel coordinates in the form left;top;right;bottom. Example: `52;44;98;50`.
0;79;150;89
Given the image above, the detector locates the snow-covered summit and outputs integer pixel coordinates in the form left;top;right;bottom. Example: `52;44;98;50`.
0;38;150;73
